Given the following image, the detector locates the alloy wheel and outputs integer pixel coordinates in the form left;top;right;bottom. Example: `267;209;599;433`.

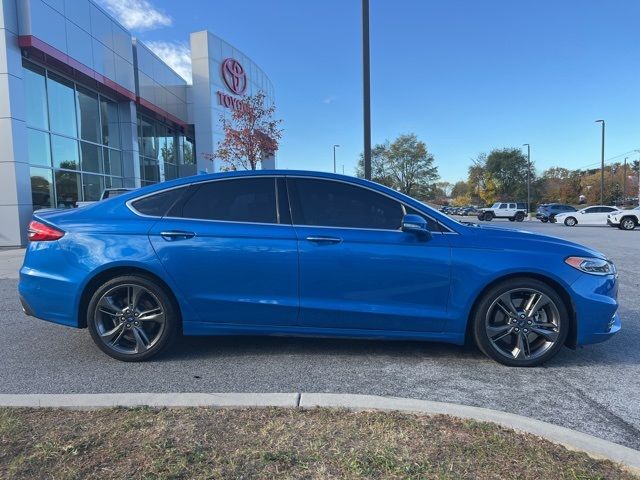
484;288;561;362
93;283;166;355
621;218;636;230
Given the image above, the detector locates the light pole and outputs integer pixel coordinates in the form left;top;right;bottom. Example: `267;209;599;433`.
523;143;531;220
595;120;605;204
623;157;627;205
362;0;372;180
333;144;340;173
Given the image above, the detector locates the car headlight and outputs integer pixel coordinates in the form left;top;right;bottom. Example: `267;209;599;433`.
565;256;616;276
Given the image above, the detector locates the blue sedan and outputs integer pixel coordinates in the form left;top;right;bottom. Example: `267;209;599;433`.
18;171;620;366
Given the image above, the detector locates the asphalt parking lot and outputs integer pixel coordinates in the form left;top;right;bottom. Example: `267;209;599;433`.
1;220;638;449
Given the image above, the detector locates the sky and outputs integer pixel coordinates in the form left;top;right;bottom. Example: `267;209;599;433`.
97;0;640;184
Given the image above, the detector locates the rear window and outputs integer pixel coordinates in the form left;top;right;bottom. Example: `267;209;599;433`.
130;188;186;217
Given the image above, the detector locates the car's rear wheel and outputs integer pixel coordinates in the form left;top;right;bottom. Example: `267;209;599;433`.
540;218;548;223
564;217;577;227
87;275;178;361
620;217;636;230
515;212;525;222
508;217;515;222
472;278;568;367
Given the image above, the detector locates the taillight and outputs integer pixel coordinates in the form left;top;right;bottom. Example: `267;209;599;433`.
27;220;64;241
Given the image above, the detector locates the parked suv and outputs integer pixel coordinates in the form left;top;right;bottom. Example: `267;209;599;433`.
536;204;576;223
478;202;527;222
607;206;640;230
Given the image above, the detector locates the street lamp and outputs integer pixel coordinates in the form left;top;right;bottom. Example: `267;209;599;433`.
362;0;372;180
333;144;340;173
595;120;605;204
523;144;531;220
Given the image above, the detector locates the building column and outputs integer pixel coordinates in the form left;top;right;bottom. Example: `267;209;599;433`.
0;0;31;247
118;100;142;188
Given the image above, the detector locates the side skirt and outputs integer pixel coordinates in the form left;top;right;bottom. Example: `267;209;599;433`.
182;322;465;345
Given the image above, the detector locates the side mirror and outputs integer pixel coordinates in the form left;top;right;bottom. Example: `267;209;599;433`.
401;214;431;240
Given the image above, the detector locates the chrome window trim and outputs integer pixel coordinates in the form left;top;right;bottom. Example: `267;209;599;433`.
126;174;457;234
285;175;456;234
126;176;284;226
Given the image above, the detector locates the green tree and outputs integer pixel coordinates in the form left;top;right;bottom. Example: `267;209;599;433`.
386;133;439;198
451;181;470;198
484;148;531;200
355;143;393;187
356;133;440;200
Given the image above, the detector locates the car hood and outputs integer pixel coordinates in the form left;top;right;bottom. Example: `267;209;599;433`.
461;223;606;259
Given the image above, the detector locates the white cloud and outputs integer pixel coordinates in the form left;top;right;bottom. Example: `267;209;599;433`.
99;0;172;31
145;41;192;83
323;95;336;104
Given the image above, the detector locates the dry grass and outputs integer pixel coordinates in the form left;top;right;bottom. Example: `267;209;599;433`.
0;407;635;479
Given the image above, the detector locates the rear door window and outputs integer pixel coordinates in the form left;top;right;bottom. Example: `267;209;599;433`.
172;178;278;224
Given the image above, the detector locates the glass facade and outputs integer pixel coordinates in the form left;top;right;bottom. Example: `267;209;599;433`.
137;113;196;186
24;61;196;211
23;61;131;209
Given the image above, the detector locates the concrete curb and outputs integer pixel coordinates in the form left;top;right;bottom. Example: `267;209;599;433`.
1;392;638;473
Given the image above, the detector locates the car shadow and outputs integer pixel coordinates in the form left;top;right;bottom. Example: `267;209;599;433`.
161;334;485;363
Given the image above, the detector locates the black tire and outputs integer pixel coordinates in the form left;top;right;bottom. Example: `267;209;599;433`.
620;217;637;231
540;218;548;223
515;212;525;222
564;217;577;227
508;217;515;222
477;213;485;221
87;275;178;361
472;277;569;367
484;212;493;221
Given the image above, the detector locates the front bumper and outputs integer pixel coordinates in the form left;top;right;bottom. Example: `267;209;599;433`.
607;218;620;226
570;272;620;345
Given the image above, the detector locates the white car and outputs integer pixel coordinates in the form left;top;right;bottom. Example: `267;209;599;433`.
554;205;619;226
607;206;640;230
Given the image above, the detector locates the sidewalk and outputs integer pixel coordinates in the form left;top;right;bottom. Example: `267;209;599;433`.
0;248;24;280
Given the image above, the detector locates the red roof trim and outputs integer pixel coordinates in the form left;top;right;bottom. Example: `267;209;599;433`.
19;35;188;129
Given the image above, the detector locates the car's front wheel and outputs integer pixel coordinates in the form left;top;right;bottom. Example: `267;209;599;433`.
484;212;494;221
87;275;178;361
564;217;577;227
472;278;568;367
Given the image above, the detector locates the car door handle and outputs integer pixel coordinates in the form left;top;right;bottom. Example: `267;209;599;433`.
305;236;342;244
160;231;196;241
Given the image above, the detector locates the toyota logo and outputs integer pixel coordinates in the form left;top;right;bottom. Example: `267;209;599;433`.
221;58;247;95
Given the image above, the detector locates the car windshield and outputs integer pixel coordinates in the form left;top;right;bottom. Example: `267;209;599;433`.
491;203;500;208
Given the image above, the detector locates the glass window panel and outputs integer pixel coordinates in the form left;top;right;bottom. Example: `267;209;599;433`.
30;167;54;210
122;152;135;178
23;62;49;130
139;117;158;159
104;149;122;177
27;129;51;167
80;142;102;173
289;178;403;230
100;97;121;148
143;158;160;182
47;73;77;137
155;124;168;161
164;162;178;180
183;137;195;165
76;86;100;143
109;177;123;188
160;128;175;164
177;179;277;223
51;135;79;170
123;178;137;188
55;170;81;208
82;173;104;201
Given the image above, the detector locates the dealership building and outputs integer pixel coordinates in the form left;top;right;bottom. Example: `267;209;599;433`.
0;0;275;246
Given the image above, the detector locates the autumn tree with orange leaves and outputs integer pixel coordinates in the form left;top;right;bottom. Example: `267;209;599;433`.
214;91;283;171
